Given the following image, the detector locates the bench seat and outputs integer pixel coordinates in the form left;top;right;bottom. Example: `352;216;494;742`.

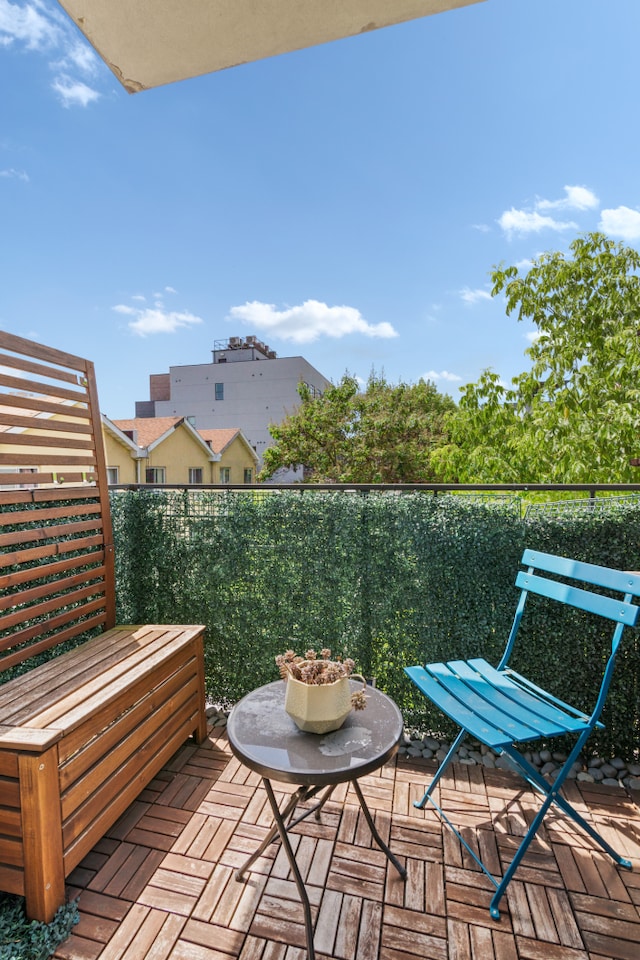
0;623;206;921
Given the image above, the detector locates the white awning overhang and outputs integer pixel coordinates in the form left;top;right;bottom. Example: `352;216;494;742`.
56;0;485;92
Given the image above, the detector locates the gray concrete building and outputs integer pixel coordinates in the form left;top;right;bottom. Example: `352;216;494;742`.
135;336;331;477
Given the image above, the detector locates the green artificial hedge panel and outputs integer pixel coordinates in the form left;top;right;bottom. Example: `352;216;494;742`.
110;490;640;760
0;895;79;960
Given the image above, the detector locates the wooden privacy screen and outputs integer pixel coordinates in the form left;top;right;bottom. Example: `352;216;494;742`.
0;330;115;672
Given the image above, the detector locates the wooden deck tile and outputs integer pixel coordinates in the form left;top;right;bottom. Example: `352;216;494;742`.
53;725;640;960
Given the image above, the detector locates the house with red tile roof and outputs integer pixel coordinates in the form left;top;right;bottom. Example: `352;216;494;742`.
101;415;259;485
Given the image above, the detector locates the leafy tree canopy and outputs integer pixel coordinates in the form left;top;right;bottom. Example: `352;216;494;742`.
260;371;456;483
433;232;640;483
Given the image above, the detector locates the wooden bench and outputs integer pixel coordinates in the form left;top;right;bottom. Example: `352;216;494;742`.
0;330;207;922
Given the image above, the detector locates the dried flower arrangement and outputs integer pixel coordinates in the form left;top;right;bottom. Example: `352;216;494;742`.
276;648;368;711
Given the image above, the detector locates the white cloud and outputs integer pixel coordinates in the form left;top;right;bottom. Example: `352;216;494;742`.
525;330;541;343
227;299;398;343
424;370;462;382
537;185;599;211
599;205;640;241
471;223;491;233
52;76;100;108
1;0;104;106
459;287;492;305
113;292;203;337
0;167;29;181
498;185;599;239
0;0;60;49
498;208;578;238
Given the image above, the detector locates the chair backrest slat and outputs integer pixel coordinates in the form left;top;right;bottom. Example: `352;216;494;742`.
0;330;115;673
522;548;640;596
515;570;640;627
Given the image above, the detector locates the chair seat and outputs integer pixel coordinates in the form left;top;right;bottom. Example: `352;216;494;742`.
405;657;590;750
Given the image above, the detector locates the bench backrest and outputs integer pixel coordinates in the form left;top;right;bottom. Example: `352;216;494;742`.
0;331;115;673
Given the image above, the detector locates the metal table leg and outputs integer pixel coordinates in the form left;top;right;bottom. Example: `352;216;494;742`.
262;778;317;960
235;775;406;959
352;779;407;879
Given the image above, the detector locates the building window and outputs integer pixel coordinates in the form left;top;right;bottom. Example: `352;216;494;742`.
189;467;203;484
219;467;231;484
215;382;224;401
107;467;119;485
243;468;253;484
145;467;166;484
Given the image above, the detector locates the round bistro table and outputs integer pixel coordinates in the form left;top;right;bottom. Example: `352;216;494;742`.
226;680;407;960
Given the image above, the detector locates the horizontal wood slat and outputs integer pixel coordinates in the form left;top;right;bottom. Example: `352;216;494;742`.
60;675;200;822
0;503;102;529
0;331;89;371
0;534;105;571
1;550;105;591
0;565;108;614
0;581;107;633
0;392;90;420
0;480;97;504
0;413;92;434
1;432;95;451
0;518;104;549
25;629;202;730
0;452;96;468
62;706;201;873
0;601;108;659
0;350;82;385
0;372;88;404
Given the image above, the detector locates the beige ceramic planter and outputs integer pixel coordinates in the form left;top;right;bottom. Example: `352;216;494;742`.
284;669;366;734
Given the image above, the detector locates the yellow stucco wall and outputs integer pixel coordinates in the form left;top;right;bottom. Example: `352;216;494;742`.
216;436;256;484
102;432;138;484
101;424;258;484
145;428;213;484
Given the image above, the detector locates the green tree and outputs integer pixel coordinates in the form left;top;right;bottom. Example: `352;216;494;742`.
260;372;456;483
435;233;640;482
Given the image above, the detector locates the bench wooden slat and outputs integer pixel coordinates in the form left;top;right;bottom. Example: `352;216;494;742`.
60;673;201;821
0;627;140;714
26;628;202;730
62;701;203;872
58;653;201;773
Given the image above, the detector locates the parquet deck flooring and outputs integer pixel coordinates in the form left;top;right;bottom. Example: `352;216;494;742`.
53;723;640;960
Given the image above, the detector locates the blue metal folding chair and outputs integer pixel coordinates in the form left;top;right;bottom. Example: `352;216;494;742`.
405;549;639;918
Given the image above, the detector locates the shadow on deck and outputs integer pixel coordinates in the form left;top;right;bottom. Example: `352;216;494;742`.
54;723;640;960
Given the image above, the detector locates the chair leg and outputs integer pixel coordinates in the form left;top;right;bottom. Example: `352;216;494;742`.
414;729;467;809
502;747;633;867
487;746;633;919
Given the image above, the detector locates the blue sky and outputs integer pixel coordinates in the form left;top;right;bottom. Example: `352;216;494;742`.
2;0;640;419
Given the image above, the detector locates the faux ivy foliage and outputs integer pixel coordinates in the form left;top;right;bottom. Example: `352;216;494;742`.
110;489;640;759
0;895;79;960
